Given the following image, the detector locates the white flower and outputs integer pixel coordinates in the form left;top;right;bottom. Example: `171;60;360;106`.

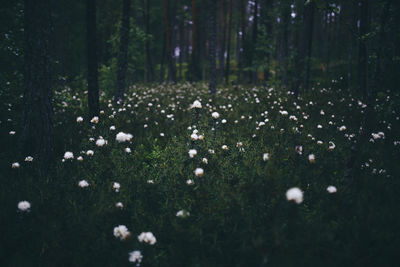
202;158;208;164
64;151;74;160
295;145;303;155
86;150;94;156
9;131;16;135
188;149;197;158
190;133;199;140
328;141;336;150
221;119;227;124
116;132;133;143
24;156;33;162
138;232;156;245
96;138;107;147
114;225;131;240
90;116;99;124
317;140;323;145
263;153;269;161
176;209;190;218
78;180;89;188
160;133;165;137
186;179;194;185
116;202;124;208
279;110;288;116
286;187;303;204
125;147;131;153
327;185;337;193
128;250;143;264
12;162;20;168
308;154;315;163
191;100;202;109
317;124;323;129
18;201;31;211
339;125;346;131
194;168;204;177
212;112;220;119
113;182;121;192
221;145;228;150
76;116;84;123
208;149;215;154
77;156;84;161
110;125;116;131
147;180;154;184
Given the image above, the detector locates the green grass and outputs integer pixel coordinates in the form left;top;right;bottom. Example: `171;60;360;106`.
1;82;399;266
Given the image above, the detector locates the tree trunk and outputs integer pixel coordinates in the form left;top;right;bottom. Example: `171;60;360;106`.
86;0;99;116
20;0;53;170
250;0;259;83
208;0;217;93
164;0;176;83
238;0;246;83
303;0;315;91
225;0;233;84
144;0;154;82
115;0;131;102
358;0;369;97
218;0;226;84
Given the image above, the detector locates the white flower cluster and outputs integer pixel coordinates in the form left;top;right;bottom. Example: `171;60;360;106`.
18;201;31;211
286;187;303;204
188;149;197;158
113;225;131;240
128;250;143;264
116;132;133;143
78;180;89;188
194;168;204;177
64;151;74;160
191;100;202;109
137;232;156;245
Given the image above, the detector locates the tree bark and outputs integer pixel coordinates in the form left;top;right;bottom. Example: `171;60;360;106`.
225;0;233;84
20;0;53;170
208;0;217;93
115;0;131;102
218;0;226;84
358;0;369;97
86;0;99;116
144;0;154;82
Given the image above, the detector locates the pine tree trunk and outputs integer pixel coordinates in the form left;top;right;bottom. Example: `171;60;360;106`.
144;0;154;82
358;0;369;97
218;0;226;84
116;0;131;102
304;1;315;91
86;0;99;116
208;0;217;93
20;0;53;170
225;0;233;84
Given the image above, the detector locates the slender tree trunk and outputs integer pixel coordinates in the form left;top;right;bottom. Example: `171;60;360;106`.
238;0;246;83
86;0;99;116
304;1;315;91
20;0;53;170
218;0;226;83
164;0;176;83
115;0;131;102
160;33;166;83
225;0;233;84
208;0;217;93
280;1;290;86
358;0;369;97
144;0;154;82
250;0;259;83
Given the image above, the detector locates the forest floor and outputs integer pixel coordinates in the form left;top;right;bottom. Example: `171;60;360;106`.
1;82;399;266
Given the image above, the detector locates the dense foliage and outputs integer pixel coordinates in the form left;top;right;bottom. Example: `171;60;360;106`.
1;83;399;266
